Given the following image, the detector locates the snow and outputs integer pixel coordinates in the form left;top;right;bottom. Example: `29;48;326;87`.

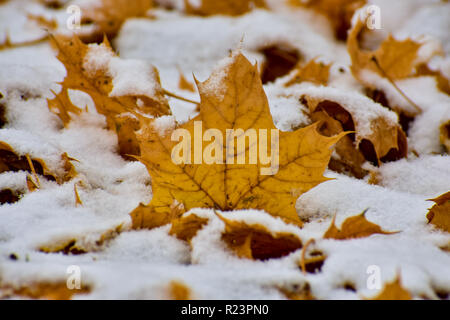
0;0;449;300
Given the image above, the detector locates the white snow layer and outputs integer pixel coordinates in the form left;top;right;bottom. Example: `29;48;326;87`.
0;0;449;300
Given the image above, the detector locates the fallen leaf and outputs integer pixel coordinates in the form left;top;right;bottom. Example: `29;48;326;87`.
130;52;344;229
217;213;303;260
311;109;367;178
0;141;75;184
184;0;266;16
416;63;450;95
290;0;366;40
169;213;209;242
302;96;407;167
79;0;153;43
48;35;170;158
178;68;196;92
0;189;21;204
369;275;412;300
0;282;90;300
39;224;123;254
440;120;450;153
278;283;315;300
168;280;191;300
285;59;331;86
348;18;422;81
426;191;450;233
324;209;397;240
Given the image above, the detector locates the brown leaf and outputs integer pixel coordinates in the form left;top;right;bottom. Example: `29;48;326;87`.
285;59;331;86
217;213;303;260
167;280;191;300
184;0;266;16
169;213;209;242
348;18;422;81
0;282;90;300
0;141;76;184
440;120;450;153
426;191;450;233
48;35;170;158
369;275;412;300
80;0;153;43
178;69;196;93
131;52;344;229
324;209;397;240
303;97;407;167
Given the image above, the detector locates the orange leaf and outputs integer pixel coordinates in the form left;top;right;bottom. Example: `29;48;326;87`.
426;191;450;233
324;209;397;240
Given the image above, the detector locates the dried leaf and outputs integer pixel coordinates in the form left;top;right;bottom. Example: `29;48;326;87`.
168;280;191;300
278;283;315;300
303;97;407;167
426;191;450;233
39;224;123;254
370;276;412;300
0;141;75;184
130;52;344;229
178;69;196;93
440;120;450;153
348;18;422;80
324;209;397;240
285;59;330;86
0;282;90;300
184;0;266;16
169;213;209;242
217;213;303;260
48;35;170;157
80;0;153;42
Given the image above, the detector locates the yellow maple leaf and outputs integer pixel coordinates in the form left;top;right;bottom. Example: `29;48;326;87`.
324;209;397;240
184;0;266;16
426;191;450;233
348;18;421;81
130;52;344;228
48;35;170;158
285;59;331;87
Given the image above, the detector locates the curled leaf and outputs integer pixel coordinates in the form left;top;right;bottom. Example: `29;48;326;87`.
426;191;450;233
217;213;303;260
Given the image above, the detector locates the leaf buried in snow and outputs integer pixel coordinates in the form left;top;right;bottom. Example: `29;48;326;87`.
368;275;412;300
285;58;331;87
324;209;398;240
217;213;303;260
426;191;450;233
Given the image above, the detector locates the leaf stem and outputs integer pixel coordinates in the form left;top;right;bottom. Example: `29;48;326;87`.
163;89;199;105
371;57;422;113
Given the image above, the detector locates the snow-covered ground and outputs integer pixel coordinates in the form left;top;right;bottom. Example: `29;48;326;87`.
0;0;449;299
